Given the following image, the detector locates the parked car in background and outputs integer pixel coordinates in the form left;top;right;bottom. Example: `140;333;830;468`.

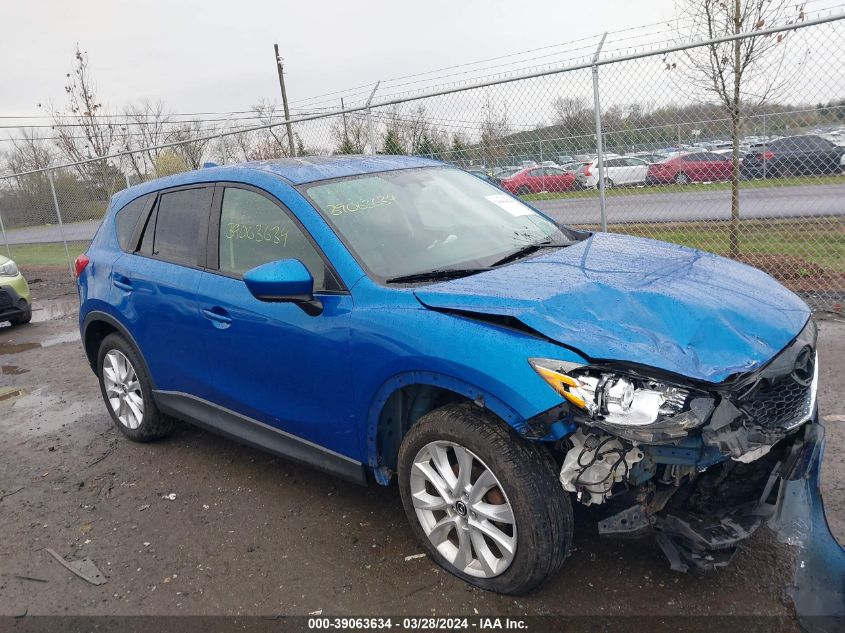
632;152;669;164
560;161;588;173
557;154;574;164
499;166;575;194
740;134;845;179
0;255;32;326
646;152;733;184
492;167;522;180
575;156;650;189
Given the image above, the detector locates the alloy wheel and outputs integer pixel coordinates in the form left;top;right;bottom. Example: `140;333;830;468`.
409;440;517;578
102;350;144;430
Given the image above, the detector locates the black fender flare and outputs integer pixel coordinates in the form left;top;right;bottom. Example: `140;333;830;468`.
81;310;156;388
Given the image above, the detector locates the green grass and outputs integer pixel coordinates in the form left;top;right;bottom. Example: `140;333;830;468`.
610;218;845;273
5;241;90;268
522;174;845;201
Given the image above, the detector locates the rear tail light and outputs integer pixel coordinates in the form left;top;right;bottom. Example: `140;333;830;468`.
583;165;592;176
757;151;775;161
74;254;90;278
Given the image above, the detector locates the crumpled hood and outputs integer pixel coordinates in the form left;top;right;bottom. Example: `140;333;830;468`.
414;233;810;383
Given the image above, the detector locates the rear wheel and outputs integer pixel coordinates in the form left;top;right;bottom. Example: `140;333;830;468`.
97;333;172;441
674;171;690;184
603;178;615;189
398;402;572;595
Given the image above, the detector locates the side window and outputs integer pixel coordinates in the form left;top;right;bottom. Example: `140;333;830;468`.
114;194;150;251
218;187;341;292
150;188;212;266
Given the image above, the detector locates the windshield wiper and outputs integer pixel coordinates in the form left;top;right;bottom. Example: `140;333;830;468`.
385;268;489;284
490;240;574;267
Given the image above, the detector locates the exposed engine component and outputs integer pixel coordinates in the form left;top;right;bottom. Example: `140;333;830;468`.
559;429;643;505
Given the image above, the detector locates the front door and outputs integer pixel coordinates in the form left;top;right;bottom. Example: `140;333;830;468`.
196;185;356;455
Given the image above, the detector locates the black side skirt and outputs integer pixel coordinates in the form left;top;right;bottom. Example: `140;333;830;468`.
153;390;368;486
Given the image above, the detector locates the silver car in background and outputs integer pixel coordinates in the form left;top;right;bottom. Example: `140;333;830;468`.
576;155;651;189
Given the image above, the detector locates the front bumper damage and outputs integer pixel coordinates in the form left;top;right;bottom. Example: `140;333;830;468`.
566;415;845;627
527;318;844;626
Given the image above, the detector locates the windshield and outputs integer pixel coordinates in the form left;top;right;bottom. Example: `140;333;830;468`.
303;167;572;281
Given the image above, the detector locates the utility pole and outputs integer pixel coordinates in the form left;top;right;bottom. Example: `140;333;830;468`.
274;43;297;157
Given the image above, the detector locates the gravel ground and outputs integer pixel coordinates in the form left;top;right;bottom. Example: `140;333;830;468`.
0;296;842;628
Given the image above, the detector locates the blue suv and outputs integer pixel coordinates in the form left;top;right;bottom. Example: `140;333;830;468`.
77;156;841;597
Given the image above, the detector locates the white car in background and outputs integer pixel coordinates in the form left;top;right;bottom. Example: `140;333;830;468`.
575;155;650;189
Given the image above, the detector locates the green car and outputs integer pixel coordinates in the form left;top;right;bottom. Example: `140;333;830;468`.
0;255;32;326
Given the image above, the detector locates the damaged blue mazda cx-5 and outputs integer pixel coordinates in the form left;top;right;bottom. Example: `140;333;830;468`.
77;156;843;612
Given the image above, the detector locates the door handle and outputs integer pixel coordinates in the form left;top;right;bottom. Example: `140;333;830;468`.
202;307;232;328
112;275;132;292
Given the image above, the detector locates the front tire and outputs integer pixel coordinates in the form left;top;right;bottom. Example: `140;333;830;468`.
398;402;572;595
674;171;690;184
9;304;32;326
515;185;531;196
97;333;172;442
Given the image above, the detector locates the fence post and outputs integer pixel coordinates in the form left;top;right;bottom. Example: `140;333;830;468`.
591;32;608;232
762;112;768;180
47;169;74;278
0;205;10;259
365;81;381;155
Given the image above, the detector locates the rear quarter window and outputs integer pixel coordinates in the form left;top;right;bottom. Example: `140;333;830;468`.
114;194;150;252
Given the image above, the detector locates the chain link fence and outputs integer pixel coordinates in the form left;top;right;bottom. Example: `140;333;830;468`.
1;11;843;312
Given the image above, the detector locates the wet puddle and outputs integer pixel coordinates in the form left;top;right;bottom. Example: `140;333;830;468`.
1;365;28;375
40;331;80;347
31;298;78;323
0;330;79;355
0;387;25;402
0;342;40;355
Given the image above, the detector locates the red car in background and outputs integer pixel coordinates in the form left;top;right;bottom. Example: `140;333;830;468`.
498;166;575;194
646;152;733;185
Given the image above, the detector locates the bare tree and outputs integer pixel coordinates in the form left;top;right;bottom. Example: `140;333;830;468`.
331;114;368;154
671;0;807;257
480;91;510;167
1;130;53;209
172;121;212;170
552;96;591;132
4;129;53;175
47;45;119;193
123;99;173;178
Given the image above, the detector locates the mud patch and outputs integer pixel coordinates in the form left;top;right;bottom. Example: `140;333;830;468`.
1;364;28;375
0;387;25;402
31;298;78;324
0;341;40;355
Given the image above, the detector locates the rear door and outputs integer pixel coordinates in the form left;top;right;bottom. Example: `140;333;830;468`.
544;167;570;191
621;157;649;184
128;185;215;399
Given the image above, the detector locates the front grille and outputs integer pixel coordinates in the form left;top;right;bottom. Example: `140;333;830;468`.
0;290;12;311
741;374;812;430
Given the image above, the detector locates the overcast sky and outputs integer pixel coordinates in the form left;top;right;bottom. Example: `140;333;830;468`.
0;0;690;118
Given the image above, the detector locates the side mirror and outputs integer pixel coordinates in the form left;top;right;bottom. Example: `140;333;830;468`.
243;259;322;315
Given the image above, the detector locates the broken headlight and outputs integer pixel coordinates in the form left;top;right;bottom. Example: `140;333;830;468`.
529;358;715;443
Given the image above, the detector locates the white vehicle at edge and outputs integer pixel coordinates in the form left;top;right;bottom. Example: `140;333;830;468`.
575;155;650;189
